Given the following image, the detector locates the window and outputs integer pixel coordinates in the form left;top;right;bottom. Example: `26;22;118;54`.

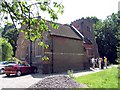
32;42;35;57
21;44;26;59
35;39;43;57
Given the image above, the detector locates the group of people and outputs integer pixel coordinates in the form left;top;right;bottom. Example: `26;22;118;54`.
90;56;108;69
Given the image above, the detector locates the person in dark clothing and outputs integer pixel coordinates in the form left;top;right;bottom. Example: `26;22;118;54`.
101;59;104;69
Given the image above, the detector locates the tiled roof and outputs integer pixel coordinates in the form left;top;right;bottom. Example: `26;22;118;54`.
49;23;82;40
70;25;92;44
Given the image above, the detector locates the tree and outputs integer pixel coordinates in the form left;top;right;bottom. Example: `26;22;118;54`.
116;11;120;63
0;0;64;62
2;24;19;57
0;0;64;41
0;37;13;61
0;27;3;61
93;12;120;64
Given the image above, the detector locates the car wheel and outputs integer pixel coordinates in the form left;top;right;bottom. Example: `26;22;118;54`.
16;71;22;76
1;69;4;74
6;74;10;77
33;68;37;73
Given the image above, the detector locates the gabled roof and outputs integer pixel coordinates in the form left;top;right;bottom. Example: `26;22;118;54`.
49;23;82;40
49;23;92;44
70;25;92;44
70;25;84;39
20;17;92;44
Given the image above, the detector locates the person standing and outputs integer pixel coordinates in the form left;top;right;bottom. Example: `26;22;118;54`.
95;58;99;68
101;58;104;69
91;57;95;69
104;56;108;69
98;58;101;69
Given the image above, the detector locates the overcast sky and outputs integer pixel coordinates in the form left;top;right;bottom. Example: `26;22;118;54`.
0;0;119;27
57;0;120;24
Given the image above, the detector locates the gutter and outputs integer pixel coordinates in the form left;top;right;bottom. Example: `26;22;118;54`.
70;25;84;40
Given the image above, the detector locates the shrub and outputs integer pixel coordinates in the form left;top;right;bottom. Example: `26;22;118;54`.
67;70;74;79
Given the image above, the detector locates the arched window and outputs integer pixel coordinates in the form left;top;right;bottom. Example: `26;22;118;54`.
35;39;43;57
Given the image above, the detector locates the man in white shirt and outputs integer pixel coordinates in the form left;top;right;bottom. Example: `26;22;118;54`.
91;57;95;69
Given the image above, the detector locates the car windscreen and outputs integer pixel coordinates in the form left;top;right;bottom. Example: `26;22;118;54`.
0;61;16;65
7;62;16;64
0;62;7;65
7;63;17;66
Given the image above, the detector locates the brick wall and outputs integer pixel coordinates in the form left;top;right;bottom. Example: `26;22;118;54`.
50;36;88;73
72;19;99;58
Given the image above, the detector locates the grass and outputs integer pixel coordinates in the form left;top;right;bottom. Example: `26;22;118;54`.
74;66;119;88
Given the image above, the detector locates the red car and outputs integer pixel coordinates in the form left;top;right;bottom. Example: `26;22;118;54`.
4;61;37;76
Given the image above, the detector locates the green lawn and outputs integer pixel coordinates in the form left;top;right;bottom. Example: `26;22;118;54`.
74;66;119;88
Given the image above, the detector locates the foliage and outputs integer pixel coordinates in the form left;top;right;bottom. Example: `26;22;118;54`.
67;70;74;79
0;0;64;61
42;55;49;61
9;57;22;63
93;12;120;64
0;0;64;41
74;66;118;88
0;37;13;61
0;28;3;61
0;37;2;61
2;25;19;56
116;11;120;64
0;27;3;34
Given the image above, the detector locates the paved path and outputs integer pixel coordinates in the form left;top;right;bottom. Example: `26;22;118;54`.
0;74;44;90
73;65;116;77
0;65;118;89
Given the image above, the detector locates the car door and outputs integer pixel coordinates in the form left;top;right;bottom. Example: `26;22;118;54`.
19;63;30;74
24;64;31;73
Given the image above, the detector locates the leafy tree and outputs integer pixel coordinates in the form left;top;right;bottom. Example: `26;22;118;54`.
116;11;120;63
0;28;3;61
0;37;13;61
0;0;64;41
2;24;19;57
93;12;120;64
0;0;64;63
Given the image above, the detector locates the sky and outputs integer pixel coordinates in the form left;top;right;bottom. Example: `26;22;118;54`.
0;0;119;27
57;0;120;24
